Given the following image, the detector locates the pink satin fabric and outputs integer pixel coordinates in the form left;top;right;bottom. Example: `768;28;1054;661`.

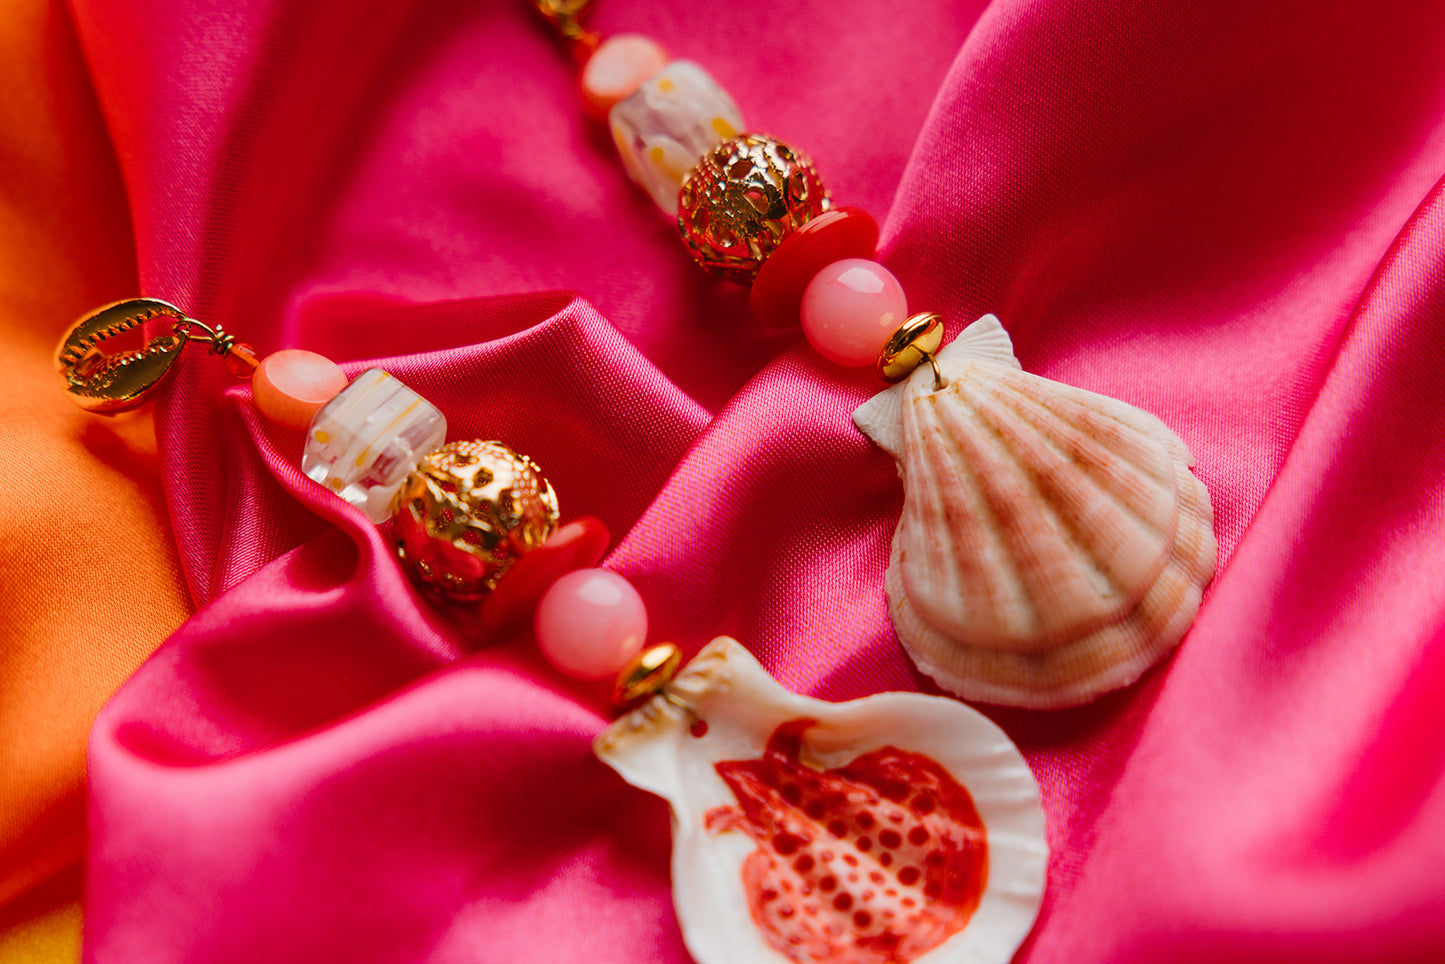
79;0;1445;960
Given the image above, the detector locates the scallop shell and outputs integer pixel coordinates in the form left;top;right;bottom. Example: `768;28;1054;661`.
854;315;1217;708
595;636;1047;964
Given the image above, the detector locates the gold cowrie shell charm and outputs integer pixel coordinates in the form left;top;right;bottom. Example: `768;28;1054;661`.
54;298;192;414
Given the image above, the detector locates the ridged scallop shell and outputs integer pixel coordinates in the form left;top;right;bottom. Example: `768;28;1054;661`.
595;637;1047;964
854;316;1217;708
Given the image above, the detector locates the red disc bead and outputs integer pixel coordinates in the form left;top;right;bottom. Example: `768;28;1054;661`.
749;207;879;328
479;516;611;637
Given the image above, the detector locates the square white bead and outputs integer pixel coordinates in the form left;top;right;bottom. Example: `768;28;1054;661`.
609;60;744;214
302;368;447;522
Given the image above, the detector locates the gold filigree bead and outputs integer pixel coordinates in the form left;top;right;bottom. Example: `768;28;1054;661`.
612;643;683;710
392;440;560;602
677;133;830;283
878;311;946;387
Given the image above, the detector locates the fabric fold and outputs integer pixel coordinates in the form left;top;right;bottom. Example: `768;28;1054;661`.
23;0;1445;962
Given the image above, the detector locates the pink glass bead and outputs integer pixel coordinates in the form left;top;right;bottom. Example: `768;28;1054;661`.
253;349;348;430
480;516;611;637
800;258;909;368
750;207;879;328
534;568;648;681
581;34;669;117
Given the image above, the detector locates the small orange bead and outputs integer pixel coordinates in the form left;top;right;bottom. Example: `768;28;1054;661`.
223;341;261;377
580;34;668;117
253;349;348;430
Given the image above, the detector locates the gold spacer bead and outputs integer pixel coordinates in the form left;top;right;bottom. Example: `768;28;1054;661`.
611;643;683;711
877;311;945;384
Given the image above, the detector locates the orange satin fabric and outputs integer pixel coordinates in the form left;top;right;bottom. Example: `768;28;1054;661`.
0;869;81;963
0;0;192;953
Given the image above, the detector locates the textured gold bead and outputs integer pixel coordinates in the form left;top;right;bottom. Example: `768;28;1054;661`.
677;133;830;283
393;440;559;602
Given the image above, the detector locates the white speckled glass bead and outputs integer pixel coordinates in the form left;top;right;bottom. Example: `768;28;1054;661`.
608;60;744;214
302;368;447;522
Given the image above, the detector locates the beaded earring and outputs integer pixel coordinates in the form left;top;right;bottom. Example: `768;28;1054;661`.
55;295;1050;964
534;0;1219;710
55;297;602;636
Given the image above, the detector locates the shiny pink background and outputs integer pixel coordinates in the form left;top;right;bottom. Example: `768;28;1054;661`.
78;0;1445;960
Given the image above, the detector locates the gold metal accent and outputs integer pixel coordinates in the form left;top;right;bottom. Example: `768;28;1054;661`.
392;440;560;602
55;298;193;414
178;315;242;360
612;642;683;710
677;134;830;283
878;311;946;388
531;0;599;47
56;299;263;413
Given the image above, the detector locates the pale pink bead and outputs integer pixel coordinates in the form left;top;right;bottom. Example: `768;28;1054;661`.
581;34;669;116
253;349;349;430
800;258;909;368
534;568;648;680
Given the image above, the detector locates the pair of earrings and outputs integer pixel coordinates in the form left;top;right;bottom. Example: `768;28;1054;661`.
54;293;1051;964
57;5;1219;960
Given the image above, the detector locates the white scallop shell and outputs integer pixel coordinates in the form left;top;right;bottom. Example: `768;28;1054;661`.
595;637;1048;964
854;316;1218;708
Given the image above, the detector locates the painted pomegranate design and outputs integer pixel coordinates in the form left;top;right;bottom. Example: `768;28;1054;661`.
708;718;988;964
594;637;1046;964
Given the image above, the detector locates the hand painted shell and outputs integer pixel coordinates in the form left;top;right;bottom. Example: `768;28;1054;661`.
595;637;1047;964
854;315;1218;708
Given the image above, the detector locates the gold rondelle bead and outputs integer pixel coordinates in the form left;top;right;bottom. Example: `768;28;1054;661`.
677;133;830;283
877;311;946;383
612;643;683;710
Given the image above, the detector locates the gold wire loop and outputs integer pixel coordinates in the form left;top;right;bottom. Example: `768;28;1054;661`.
925;351;946;391
660;689;698;719
177;316;241;359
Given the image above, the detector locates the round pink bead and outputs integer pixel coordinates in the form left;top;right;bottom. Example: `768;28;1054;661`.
799;258;909;368
534;568;648;681
253;349;349;430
